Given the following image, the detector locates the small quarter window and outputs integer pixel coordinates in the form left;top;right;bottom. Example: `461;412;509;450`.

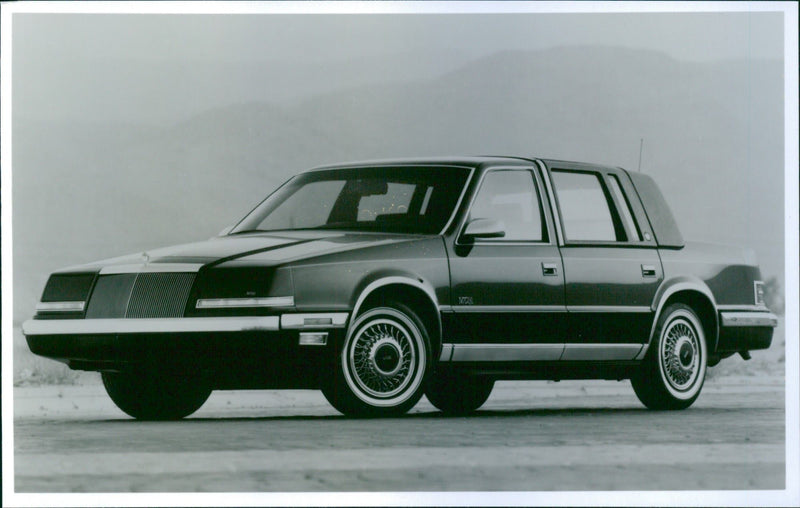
468;170;546;242
608;175;643;241
552;171;619;242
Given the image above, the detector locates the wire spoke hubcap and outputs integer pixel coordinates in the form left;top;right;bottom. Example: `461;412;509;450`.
661;319;700;391
349;318;416;399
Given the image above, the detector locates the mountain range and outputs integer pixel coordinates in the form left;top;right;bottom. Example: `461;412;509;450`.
12;46;784;323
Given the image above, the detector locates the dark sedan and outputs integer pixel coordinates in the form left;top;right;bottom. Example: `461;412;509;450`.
23;157;778;419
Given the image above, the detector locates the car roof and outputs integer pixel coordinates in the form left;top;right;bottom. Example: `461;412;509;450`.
305;156;535;172
306;156;629;175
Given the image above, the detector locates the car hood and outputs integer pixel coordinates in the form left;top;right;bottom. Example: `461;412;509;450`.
55;231;430;273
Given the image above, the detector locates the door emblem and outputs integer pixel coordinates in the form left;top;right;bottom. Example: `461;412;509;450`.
458;296;474;305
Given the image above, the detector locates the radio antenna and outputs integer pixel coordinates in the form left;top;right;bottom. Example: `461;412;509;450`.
638;138;644;172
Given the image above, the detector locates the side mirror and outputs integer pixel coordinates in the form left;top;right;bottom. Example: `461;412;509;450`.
461;218;506;241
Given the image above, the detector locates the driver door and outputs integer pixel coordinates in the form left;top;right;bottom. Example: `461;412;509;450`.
444;167;566;362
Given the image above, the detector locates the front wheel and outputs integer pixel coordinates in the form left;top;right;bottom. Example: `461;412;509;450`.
631;303;707;410
102;370;211;420
322;304;431;417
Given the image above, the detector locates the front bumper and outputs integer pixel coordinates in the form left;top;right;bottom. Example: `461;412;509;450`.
22;312;348;336
22;313;349;380
717;310;778;352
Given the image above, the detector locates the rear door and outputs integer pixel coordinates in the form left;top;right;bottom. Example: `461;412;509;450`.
543;161;661;360
444;165;566;362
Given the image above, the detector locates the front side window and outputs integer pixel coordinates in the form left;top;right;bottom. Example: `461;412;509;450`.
551;170;619;242
233;166;470;235
468;170;546;242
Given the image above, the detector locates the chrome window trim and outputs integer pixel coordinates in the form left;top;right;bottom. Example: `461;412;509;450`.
100;263;204;275
36;301;86;312
196;296;295;309
605;174;643;242
535;159;565;246
439;166;477;235
455;166;555;247
719;311;778;328
281;313;349;329
22;316;280;336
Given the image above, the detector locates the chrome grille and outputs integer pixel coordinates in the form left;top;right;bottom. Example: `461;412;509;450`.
85;272;195;318
126;273;196;318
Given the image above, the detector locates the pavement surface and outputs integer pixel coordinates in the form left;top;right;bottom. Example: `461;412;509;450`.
12;376;786;494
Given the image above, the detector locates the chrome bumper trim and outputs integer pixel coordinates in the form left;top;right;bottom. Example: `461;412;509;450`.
720;311;779;328
439;343;454;362
22;316;280;336
196;296;294;309
281;313;349;329
717;304;771;312
36;301;86;312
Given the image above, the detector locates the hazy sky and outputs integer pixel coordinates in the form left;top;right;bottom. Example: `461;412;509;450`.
16;11;783;64
11;10;785;127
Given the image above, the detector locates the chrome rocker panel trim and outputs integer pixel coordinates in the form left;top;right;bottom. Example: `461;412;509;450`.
441;343;644;362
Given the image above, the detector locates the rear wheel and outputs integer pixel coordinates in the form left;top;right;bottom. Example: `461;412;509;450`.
426;370;494;415
631;303;707;410
102;370;211;420
322;303;431;417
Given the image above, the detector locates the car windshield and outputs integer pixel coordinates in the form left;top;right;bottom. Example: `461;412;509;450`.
232;166;471;235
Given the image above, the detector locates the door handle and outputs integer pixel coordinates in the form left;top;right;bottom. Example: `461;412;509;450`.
641;264;657;278
542;263;558;276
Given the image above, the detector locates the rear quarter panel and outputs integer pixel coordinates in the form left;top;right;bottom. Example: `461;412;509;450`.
658;242;761;307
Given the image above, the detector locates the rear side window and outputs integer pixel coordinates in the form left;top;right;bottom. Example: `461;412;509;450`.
551;171;619;242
